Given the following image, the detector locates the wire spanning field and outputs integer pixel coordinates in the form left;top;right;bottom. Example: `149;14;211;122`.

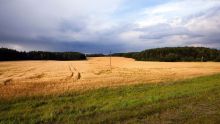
1;57;220;98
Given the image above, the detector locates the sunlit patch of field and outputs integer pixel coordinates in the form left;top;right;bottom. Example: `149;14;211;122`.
1;57;220;98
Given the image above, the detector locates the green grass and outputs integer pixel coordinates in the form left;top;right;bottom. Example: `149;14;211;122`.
1;74;220;124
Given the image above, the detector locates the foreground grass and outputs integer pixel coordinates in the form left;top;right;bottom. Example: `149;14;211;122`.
1;74;220;124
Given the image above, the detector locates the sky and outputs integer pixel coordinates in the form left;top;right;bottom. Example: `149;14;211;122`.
0;0;220;53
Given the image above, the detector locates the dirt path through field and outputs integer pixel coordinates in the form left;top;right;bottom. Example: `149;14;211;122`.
1;57;220;98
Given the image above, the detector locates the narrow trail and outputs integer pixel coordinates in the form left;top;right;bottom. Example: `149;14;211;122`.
67;64;81;82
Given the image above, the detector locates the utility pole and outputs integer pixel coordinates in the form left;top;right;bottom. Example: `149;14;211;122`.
109;50;112;70
201;56;204;62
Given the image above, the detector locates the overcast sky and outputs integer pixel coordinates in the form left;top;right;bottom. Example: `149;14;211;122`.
0;0;220;53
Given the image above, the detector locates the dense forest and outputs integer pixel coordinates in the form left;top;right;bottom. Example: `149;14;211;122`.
86;54;106;57
1;47;220;62
0;48;86;61
112;47;220;62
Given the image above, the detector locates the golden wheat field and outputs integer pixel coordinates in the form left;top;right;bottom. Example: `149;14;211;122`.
1;57;220;98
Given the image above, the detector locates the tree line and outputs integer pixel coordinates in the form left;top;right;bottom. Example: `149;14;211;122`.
2;47;220;62
86;53;106;57
0;48;86;61
112;47;220;62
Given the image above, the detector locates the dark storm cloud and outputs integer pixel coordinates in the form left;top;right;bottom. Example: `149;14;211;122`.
0;39;127;54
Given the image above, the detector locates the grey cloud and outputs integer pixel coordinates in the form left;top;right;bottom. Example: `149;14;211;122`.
135;5;220;49
59;18;87;33
0;0;129;53
186;6;220;21
138;24;203;40
185;6;220;47
0;39;127;54
1;0;220;53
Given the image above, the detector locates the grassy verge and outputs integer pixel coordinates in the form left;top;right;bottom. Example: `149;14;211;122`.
1;74;220;124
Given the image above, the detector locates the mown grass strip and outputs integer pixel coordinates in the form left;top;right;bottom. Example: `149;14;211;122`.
0;74;220;123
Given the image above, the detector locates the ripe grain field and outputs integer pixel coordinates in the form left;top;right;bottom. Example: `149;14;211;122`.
1;57;220;99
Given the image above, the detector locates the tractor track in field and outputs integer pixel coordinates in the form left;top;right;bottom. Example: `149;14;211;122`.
1;57;220;99
67;64;81;82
